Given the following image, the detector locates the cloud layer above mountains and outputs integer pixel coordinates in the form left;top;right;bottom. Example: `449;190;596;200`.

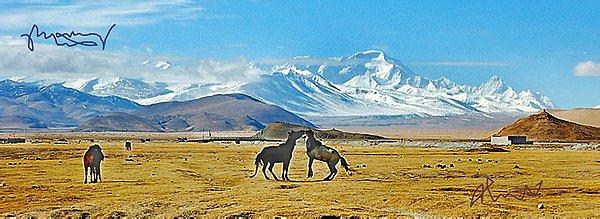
0;36;261;84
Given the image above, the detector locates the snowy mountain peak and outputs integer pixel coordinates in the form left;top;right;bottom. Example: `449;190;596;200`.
348;50;389;62
477;75;509;95
433;77;456;87
487;75;503;84
8;76;27;82
63;77;172;100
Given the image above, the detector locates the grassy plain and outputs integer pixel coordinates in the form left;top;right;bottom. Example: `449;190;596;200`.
0;140;598;217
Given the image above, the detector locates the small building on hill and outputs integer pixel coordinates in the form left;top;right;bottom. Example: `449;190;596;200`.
491;135;528;145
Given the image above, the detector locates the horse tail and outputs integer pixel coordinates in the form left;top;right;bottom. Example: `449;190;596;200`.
250;152;263;178
340;156;352;176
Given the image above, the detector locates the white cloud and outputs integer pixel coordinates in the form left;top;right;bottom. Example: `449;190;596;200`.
0;35;25;46
573;61;600;76
0;1;204;29
186;57;264;83
0;35;263;84
414;61;509;66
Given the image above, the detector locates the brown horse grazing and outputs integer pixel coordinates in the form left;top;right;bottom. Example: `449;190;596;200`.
305;130;351;181
250;130;305;181
83;144;105;183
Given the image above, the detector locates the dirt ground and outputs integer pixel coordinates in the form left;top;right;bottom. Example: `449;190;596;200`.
0;140;598;217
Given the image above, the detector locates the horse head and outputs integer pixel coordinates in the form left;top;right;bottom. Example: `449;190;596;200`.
304;129;315;138
88;144;105;161
287;130;305;142
89;144;102;151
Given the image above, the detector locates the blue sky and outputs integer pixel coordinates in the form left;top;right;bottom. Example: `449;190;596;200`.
0;1;598;108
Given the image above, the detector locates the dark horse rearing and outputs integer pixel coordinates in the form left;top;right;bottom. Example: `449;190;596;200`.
305;129;351;181
250;130;304;181
83;144;105;183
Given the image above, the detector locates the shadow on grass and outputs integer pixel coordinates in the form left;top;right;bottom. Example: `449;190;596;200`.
103;180;142;183
287;179;327;183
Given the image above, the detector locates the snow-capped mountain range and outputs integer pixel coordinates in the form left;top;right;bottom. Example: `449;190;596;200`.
49;51;554;118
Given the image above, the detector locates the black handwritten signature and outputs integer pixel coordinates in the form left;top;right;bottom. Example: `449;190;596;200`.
20;24;116;51
469;175;576;207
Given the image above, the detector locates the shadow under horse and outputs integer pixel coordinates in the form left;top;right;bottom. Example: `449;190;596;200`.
250;130;304;181
83;144;105;183
305;129;351;181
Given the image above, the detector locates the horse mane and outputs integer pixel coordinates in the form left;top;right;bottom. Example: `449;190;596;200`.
305;131;323;149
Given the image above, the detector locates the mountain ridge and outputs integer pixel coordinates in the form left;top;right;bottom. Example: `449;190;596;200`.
0;80;317;131
0;80;141;128
133;93;315;131
47;50;553;118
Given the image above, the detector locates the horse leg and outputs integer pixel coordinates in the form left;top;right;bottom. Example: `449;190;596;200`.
91;166;96;183
268;162;279;181
94;166;99;183
84;166;88;184
323;166;332;181
324;160;338;181
92;165;98;183
97;164;102;182
283;161;290;181
262;162;270;180
281;161;286;180
307;157;314;178
329;162;339;180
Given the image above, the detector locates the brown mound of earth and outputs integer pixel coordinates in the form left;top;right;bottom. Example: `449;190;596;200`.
74;113;162;132
496;110;600;141
258;122;386;140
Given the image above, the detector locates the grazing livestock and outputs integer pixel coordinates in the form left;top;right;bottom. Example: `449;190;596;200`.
250;130;305;181
304;130;351;181
124;141;132;151
83;144;105;183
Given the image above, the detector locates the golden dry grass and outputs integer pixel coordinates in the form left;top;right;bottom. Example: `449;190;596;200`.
0;141;598;217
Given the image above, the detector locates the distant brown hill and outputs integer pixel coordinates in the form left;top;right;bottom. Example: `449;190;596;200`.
496;110;600;141
74;113;162;132
258;122;386;140
0;116;48;129
548;108;600;128
75;93;315;132
133;93;315;131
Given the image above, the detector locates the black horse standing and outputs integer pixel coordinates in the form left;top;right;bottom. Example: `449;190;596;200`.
250;130;304;181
